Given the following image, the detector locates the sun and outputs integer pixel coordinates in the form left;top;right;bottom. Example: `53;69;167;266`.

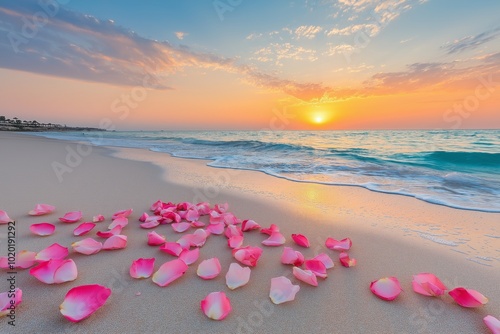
313;114;326;124
309;111;331;125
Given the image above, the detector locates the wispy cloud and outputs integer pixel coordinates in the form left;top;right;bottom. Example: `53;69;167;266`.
0;1;326;101
326;23;380;37
175;31;188;40
252;43;318;65
294;25;323;39
441;27;500;54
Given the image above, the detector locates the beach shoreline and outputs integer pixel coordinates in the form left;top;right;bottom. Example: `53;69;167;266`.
0;132;498;333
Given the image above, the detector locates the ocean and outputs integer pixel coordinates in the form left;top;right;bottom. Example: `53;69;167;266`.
33;130;500;213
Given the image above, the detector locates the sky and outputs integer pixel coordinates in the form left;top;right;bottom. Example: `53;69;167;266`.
0;0;499;130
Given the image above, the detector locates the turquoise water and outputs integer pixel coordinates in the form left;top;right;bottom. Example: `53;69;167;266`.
34;130;500;212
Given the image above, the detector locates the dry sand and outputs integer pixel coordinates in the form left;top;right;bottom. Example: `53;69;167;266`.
0;132;498;334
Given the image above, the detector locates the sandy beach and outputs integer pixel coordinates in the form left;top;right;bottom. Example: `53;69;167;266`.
0;132;498;334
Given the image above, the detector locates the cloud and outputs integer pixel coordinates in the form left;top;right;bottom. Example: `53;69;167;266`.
326;23;380;37
0;1;326;102
175;31;187;40
252;43;318;65
294;25;323;39
323;43;355;56
441;27;500;54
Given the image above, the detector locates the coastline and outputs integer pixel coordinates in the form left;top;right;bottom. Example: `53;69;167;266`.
0;132;498;333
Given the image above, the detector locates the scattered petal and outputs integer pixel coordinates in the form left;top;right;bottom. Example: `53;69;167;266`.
197;258;222;280
191;221;205;228
370;277;402;301
304;259;327;278
191;229;210;247
339;252;356;267
201;291;231;321
96;225;122;238
60;284;111;322
262;232;286;246
449;287;488;308
185;208;200;222
207;222;225;235
138;212;149;222
325;237;352;251
233;246;263;267
102;235;127;250
293;267;318;286
260;224;279;235
140;220;160;229
28;204;56;216
291;234;310;248
73;222;95;236
36;243;68;262
159;242;183;256
171;222;191;233
0;288;22;317
195;202;211;215
269;276;300;305
0;210;11;224
215;203;229;214
130;258;155;279
225;225;243;239
108;217;128;230
72;238;102;255
484;315;500;334
59;211;82;223
112;208;133;219
412;273;447;297
30;223;56;236
152;259;188;287
241;219;261;232
281;247;305;266
228;235;244;249
30;259;77;284
147;231;166;246
179;248;200;265
313;253;334;269
0;250;37;269
225;263;251;290
92;214;105;223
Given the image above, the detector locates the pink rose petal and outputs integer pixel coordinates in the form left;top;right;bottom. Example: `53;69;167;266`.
215;203;229;213
179;248;200;265
138;212;149;222
225;263;251;290
305;259;327;278
293;267;318;286
241;219;261;232
112;208;133;219
59;211;82;223
197;258;222;280
201;291;231;320
30;259;77;284
225;225;243;239
92;214;105;222
159;242;183;257
269;276;300;305
130;258;155;279
30;223;56;236
232;246;263;267
339;251;356;267
195;202;211;215
147;231;166;246
325;237;352;251
412;273;448;297
228;235;244;249
449;287;488;308
207;222;225;235
28;204;55;216
102;235;127;250
262;232;286;246
0;250;37;269
0;288;22;316
313;253;334;269
484;315;500;334
0;210;11;224
96;225;122;238
72;238;102;255
370;277;402;301
73;222;95;236
152;259;188;287
108;217;128;230
260;224;279;235
36;243;68;262
191;221;205;228
171;222;191;233
185;208;200;222
60;284;111;322
291;234;310;248
280;247;305;266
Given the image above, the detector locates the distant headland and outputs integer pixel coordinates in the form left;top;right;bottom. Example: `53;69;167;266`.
0;116;104;132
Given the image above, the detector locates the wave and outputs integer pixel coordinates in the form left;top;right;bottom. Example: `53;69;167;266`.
424;151;500;168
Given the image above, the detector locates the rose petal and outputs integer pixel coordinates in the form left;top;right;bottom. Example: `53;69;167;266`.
0;288;22;316
72;238;102;255
108;217;128;230
215;203;229;214
449;287;488;308
313;253;334;269
269;276;300;305
291;234;310;248
484;315;500;334
232;246;263;267
30;259;77;284
191;221;205;228
0;250;37;269
0;210;11;224
201;291;231;321
412;273;448;297
102;235;127;250
96;225;123;238
147;231;166;246
92;214;105;223
59;284;111;322
130;258;155;279
112;208;133;219
171;222;191;233
262;232;286;246
195;202;211;215
36;243;68;262
159;242;183;256
241;219;261;232
28;204;55;216
207;222;225;235
138;212;149;222
325;237;352;251
228;235;244;249
370;277;402;301
197;258;222;280
280;247;305;266
339;251;356;267
225;225;243;239
260;224;279;235
73;222;95;236
293;267;318;286
225;263;251;290
304;259;327;278
185;208;200;222
152;259;188;287
59;211;82;223
30;223;56;236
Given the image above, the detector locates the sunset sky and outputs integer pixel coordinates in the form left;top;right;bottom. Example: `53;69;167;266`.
0;0;499;130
